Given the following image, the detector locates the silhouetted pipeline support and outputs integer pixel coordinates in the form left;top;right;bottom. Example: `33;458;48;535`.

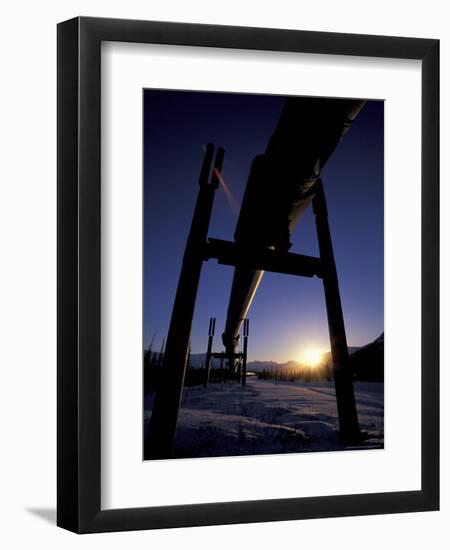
203;317;216;387
145;144;224;459
313;180;360;444
241;318;249;386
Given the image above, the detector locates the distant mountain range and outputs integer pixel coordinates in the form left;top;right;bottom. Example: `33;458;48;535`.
187;333;384;382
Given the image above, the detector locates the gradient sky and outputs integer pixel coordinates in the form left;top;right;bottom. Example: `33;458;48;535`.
143;90;384;362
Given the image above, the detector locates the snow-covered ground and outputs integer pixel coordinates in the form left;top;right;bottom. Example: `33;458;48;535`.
144;378;384;459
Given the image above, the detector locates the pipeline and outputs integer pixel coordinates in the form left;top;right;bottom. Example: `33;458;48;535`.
222;97;366;357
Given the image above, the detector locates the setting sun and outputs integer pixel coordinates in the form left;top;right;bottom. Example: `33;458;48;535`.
301;348;323;367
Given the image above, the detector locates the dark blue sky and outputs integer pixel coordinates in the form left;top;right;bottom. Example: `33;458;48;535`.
143;90;384;362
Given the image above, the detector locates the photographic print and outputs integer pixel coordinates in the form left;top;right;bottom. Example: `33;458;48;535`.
143;90;384;461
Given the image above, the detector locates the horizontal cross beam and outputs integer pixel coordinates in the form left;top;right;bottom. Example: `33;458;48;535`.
203;238;323;278
210;352;245;359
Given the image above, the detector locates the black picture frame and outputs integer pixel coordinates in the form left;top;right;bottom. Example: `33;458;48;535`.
57;16;439;533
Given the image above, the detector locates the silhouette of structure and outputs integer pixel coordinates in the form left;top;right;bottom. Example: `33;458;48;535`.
203;316;249;387
146;97;365;459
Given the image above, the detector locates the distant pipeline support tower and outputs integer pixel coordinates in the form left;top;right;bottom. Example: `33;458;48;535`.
203;316;249;387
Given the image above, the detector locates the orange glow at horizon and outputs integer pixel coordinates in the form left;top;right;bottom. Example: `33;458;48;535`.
300;348;324;367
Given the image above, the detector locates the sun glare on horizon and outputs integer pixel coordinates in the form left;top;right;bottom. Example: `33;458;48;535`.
300;348;324;367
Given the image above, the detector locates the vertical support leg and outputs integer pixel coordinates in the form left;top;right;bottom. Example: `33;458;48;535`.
219;358;224;382
236;360;241;382
241;318;249;386
203;317;216;387
312;180;360;444
145;145;224;459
